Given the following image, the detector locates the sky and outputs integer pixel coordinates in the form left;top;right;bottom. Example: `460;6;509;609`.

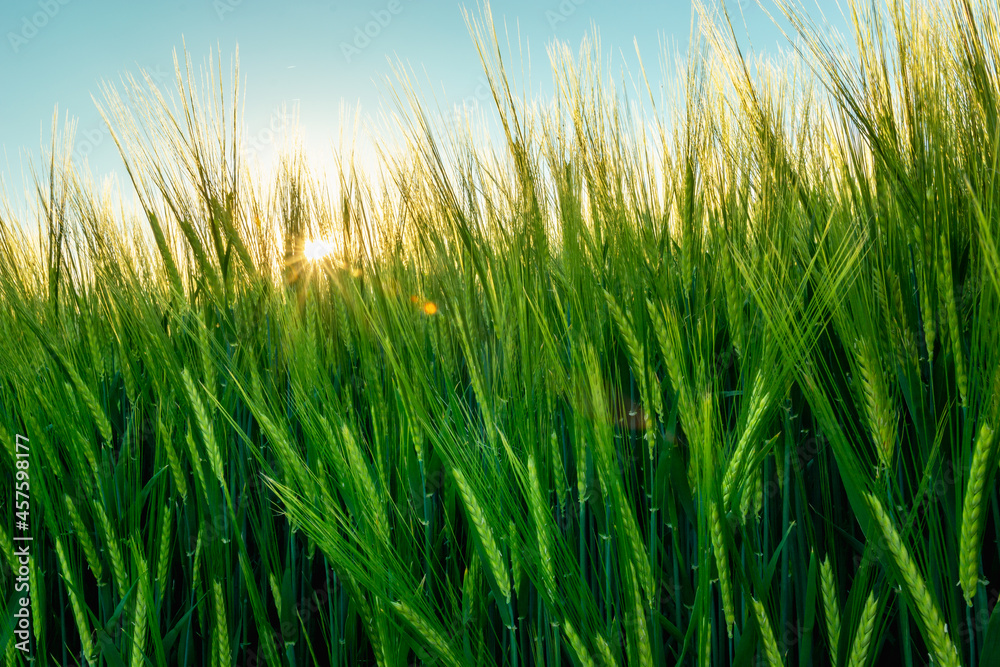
0;0;851;216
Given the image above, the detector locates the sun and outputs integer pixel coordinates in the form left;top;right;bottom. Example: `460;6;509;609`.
304;239;336;261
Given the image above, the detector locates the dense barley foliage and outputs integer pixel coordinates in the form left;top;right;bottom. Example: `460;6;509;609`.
4;0;1000;664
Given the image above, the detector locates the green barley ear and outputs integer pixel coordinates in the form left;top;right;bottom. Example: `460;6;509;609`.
182;367;224;484
574;419;588;505
846;590;878;667
527;454;557;600
938;231;967;404
508;519;522;593
604;288;660;445
740;459;763;521
340;422;388;542
64;493;103;583
628;561;654;667
646;297;694;425
95;500;127;598
722;248;745;359
549;429;569;514
198;316;217;401
820;555;841;667
156;502;173;599
55;536;96;665
130;548;149;667
854;340;896;472
213;578;230;666
562;621;597;667
590;633;613;667
391;599;463;667
752;597;784;667
865;492;959;667
452;466;510;605
157;406;188;501
60;356;113;444
722;371;769;509
960;422;995;605
0;522;15;574
462;555;480;625
920;265;937;365
709;498;735;637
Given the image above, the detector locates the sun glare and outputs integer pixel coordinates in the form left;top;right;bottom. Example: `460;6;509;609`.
304;239;335;261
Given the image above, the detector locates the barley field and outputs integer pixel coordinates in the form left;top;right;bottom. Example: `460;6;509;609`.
3;0;1000;665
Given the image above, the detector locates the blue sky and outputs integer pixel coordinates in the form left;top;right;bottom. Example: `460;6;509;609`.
0;0;850;213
